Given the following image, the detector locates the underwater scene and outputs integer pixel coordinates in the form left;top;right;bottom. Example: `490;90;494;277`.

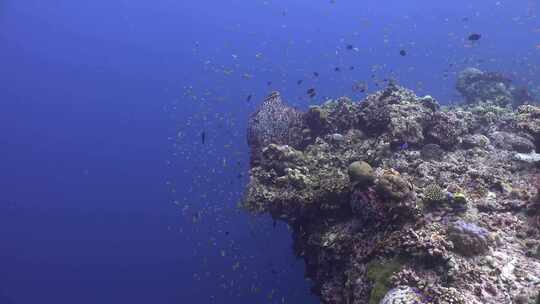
2;0;540;303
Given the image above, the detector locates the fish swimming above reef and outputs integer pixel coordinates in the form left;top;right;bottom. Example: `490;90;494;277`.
468;33;481;41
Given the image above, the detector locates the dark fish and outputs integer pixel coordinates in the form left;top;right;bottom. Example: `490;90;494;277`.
346;44;354;50
352;81;367;93
399;49;407;56
297;80;303;85
201;131;206;144
307;88;316;98
349;66;354;70
246;94;252;102
468;33;481;41
225;231;230;235
334;67;341;72
313;72;319;77
462;17;469;22
267;81;272;86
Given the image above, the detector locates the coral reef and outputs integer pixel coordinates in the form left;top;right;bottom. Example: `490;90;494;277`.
380;286;426;304
242;74;540;304
456;67;536;107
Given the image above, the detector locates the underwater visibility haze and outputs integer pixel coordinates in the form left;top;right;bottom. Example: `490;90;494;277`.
1;0;540;303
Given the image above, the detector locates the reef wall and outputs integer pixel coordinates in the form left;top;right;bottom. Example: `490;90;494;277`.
242;71;540;304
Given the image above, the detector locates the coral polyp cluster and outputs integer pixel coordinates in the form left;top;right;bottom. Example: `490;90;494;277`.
243;70;540;304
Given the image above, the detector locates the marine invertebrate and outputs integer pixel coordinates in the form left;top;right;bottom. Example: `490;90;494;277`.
305;105;330;136
456;68;515;106
375;170;412;201
358;85;435;145
348;161;374;189
305;98;359;139
366;258;404;304
243;85;540;304
527;174;540;218
420;143;444;161
350;187;387;223
423;183;447;206
247;92;305;166
449;192;468;212
447;220;490;256
490;131;535;153
427;111;468;149
511;85;536;106
533;174;540;203
462;134;490;149
517;104;540;146
514;152;540;163
380;286;425;304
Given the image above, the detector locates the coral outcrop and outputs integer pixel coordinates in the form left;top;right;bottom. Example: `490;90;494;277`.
243;77;540;304
456;67;535;107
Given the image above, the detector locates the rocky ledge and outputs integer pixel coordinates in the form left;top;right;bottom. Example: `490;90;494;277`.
242;70;540;304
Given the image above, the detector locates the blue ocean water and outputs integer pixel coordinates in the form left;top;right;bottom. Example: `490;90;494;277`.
0;0;538;303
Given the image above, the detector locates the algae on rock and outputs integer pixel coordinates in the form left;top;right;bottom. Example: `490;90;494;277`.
366;258;404;304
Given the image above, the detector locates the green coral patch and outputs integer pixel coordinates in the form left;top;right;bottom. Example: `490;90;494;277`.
366;257;404;304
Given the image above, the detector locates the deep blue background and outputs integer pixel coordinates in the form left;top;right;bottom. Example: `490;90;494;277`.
0;0;539;303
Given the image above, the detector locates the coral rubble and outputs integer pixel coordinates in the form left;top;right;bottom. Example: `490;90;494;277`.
243;76;540;304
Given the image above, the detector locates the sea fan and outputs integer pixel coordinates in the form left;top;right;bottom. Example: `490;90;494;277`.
247;92;304;166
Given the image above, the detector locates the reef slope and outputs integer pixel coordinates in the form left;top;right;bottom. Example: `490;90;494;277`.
242;82;540;304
